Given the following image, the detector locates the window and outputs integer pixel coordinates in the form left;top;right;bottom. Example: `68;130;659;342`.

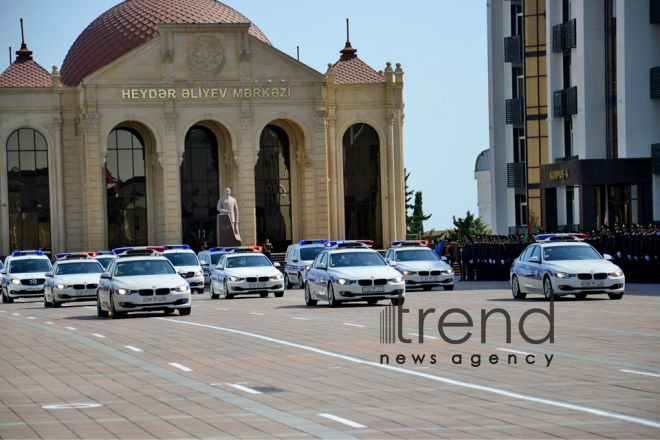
106;128;147;249
605;0;618;158
515;194;528;226
513;128;526;163
6;129;51;251
562;0;572;23
563;120;573;157
562;54;572;90
530;246;541;262
520;247;532;262
511;3;524;36
512;67;524;99
566;187;575;225
631;185;638;225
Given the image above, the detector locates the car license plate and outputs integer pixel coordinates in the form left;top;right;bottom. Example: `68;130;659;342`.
420;276;440;282
80;289;96;296
143;296;167;303
582;281;604;287
249;283;267;288
363;286;385;293
27;286;41;291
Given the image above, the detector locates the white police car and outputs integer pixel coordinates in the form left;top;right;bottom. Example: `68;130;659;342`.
198;247;236;285
44;253;104;308
304;241;405;307
385;241;454;291
510;234;625;300
0;250;52;303
161;245;205;294
94;252;117;271
96;247;192;318
284;239;327;289
210;247;284;299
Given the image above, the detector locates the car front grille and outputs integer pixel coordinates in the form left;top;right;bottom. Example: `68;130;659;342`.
138;289;153;296
418;271;429;276
430;271;441;276
578;274;592;280
594;273;607;280
258;276;269;282
374;279;387;286
156;288;170;295
20;279;45;285
358;280;372;286
246;277;257;283
181;272;195;278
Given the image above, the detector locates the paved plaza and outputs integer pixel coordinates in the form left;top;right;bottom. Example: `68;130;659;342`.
1;282;659;438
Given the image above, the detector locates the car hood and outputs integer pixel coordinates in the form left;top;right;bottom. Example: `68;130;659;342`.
10;272;49;279
54;274;101;284
328;266;400;279
112;274;186;288
543;259;621;273
395;261;452;271
225;267;281;277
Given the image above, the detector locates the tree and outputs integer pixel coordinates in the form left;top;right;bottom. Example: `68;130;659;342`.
446;210;490;242
410;191;432;237
404;170;415;234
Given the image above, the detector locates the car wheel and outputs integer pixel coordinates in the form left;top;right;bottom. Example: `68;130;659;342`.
443;285;454;291
52;300;62;308
367;299;379;305
328;283;341;308
179;307;192;316
108;296;124;319
305;282;317;306
391;296;405;306
97;297;108;317
608;292;624;300
260;292;269;298
284;273;292;289
2;289;13;304
297;273;304;290
422;286;433;291
511;275;526;300
164;308;175;315
543;276;557;301
274;292;284;298
575;292;587;300
223;280;234;299
210;282;219;299
44;292;52;308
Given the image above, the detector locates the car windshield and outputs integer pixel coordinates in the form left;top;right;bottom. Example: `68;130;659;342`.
95;257;114;269
330;252;386;268
56;262;104;275
9;259;51;273
542;245;602;261
163;253;198;266
210;253;225;264
300;247;324;261
115;260;176;276
226;255;272;268
395;249;439;262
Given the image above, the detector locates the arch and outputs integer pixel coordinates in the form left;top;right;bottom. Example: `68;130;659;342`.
4;128;53;252
102;115;162;157
178;115;238;161
341;123;383;248
105;122;156;249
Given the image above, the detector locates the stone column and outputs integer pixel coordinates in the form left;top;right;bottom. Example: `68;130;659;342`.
81;112;105;249
239;111;256;245
161;111;179;244
53;117;66;252
311;110;329;239
386;112;398;245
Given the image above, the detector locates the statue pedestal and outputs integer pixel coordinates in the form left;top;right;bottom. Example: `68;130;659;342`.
216;215;241;247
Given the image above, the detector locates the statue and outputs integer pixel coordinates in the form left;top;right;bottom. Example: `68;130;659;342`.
217;188;241;241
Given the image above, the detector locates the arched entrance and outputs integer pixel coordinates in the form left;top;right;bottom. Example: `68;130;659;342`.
106;127;148;249
255;125;292;251
6;129;51;251
342;123;382;248
181;125;221;252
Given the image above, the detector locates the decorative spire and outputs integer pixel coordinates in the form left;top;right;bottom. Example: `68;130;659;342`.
15;18;33;63
339;18;357;61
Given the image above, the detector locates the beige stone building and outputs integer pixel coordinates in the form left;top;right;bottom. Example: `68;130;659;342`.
0;0;406;254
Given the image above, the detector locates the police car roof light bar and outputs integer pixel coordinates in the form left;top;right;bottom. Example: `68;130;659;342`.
112;246;166;256
161;244;190;250
12;250;44;257
390;240;429;247
300;239;328;245
536;233;583;242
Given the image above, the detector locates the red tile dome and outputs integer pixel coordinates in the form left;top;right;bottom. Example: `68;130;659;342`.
60;0;271;86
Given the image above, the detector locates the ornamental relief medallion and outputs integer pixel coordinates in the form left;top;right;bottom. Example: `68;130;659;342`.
188;37;225;77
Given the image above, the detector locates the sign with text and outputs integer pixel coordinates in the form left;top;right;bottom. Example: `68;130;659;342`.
121;86;292;100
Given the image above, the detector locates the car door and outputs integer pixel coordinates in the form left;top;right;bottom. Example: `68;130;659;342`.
526;246;543;292
307;252;325;297
212;256;225;290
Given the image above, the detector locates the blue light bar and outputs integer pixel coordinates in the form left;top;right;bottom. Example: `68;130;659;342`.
390;241;404;247
55;253;71;259
12;250;44;257
536;234;554;241
210;247;236;252
162;244;190;250
112;247;132;255
325;241;343;247
300;239;328;245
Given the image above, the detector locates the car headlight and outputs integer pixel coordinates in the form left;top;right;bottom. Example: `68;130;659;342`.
389;276;404;283
11;279;21;285
441;269;454;275
116;288;131;295
270;274;283;280
400;270;415;276
228;276;243;282
336;279;354;285
553;272;574;279
174;285;189;292
194;270;203;277
304;265;311;271
608;270;623;277
56;284;68;290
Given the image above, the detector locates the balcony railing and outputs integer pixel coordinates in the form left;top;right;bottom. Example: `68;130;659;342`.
553;19;577;52
554;86;578;117
504;35;523;63
506;98;524;125
507;162;526;188
651;66;660;99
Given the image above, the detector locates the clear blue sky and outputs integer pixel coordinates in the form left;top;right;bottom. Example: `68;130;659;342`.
1;0;489;232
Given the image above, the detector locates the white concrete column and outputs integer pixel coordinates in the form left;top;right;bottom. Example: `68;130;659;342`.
386;112;397;245
53;117;66;252
162;111;179;244
239;111;256;245
81;112;105;249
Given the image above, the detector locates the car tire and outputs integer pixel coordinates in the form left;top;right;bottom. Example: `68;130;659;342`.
391;296;405;306
511;275;526;300
608;292;624;300
260;292;269;298
179;307;192;316
305;282;317;306
367;299;379;305
52;300;62;308
44;293;51;308
97;297;108;317
328;283;341;308
575;292;587;300
210;283;219;299
297;274;304;290
543;276;557;301
274;292;284;298
2;289;13;304
108;296;124;319
443;285;454;291
422;286;433;291
284;273;292;289
223;280;234;299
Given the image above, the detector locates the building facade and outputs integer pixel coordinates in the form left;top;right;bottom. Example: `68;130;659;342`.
0;0;407;254
488;0;660;234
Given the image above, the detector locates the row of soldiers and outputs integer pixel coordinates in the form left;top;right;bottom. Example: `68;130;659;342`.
456;224;660;284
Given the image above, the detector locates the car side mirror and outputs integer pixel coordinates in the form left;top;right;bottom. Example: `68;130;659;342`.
603;254;613;261
388;260;397;267
45;272;53;277
441;256;448;262
292;259;299;263
529;256;540;263
272;262;280;267
316;263;326;270
100;272;111;279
